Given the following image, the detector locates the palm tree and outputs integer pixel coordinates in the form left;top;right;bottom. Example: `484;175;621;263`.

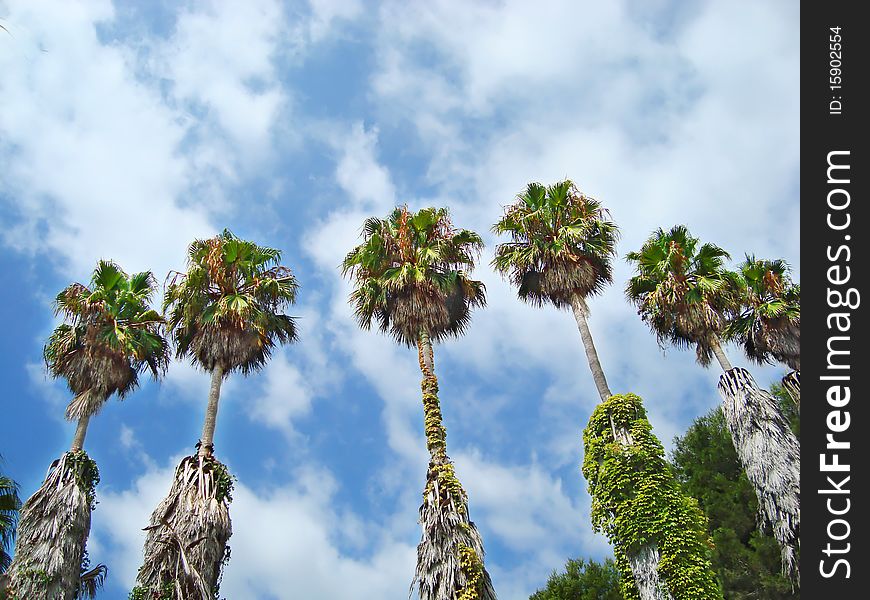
728;256;800;404
342;206;496;600
135;230;298;599
492;181;617;403
1;458;21;575
493;183;720;600
626;226;800;582
624;225;742;371
6;261;168;600
0;461;21;597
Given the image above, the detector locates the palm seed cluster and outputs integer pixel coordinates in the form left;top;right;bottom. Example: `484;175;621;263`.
0;179;800;600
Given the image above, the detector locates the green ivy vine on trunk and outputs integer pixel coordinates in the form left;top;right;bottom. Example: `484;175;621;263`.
582;394;722;600
67;450;100;511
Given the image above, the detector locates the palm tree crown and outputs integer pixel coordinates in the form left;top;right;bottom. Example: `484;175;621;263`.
625;225;741;366
726;256;800;370
492;180;619;308
44;260;169;421
341;206;486;345
164;229;299;374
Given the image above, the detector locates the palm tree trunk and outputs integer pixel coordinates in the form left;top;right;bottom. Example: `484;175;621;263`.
717;367;800;582
569;297;672;599
417;331;447;464
627;546;673;600
136;365;234;598
6;453;93;600
612;432;669;600
135;455;232;600
570;294;612;401
413;330;497;600
199;365;225;457
70;415;90;452
710;335;799;580
710;337;734;372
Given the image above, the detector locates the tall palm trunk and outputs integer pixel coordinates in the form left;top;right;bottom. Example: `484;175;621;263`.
710;339;734;372
712;340;800;582
199;365;225;457
412;331;497;600
6;451;95;600
570;294;611;401
70;415;91;452
571;294;673;600
135;364;232;599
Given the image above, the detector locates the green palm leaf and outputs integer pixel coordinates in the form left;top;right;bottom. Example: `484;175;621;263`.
341;206;486;345
492;180;618;308
0;467;22;574
625;226;741;366
163;229;299;374
45;261;170;420
725;255;800;370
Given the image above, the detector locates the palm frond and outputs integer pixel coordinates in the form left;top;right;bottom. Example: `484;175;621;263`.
45;262;169;421
492;180;618;308
164;230;299;373
725;256;800;369
0;472;21;574
625;225;740;365
341;206;486;346
76;562;107;599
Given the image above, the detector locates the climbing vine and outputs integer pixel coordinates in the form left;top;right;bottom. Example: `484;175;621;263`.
415;338;489;600
457;544;484;600
67;450;100;510
582;394;722;600
129;581;175;600
209;460;235;504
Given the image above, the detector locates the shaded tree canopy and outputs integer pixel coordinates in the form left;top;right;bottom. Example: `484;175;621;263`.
530;558;622;600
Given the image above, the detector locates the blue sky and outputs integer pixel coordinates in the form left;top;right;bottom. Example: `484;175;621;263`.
0;1;799;598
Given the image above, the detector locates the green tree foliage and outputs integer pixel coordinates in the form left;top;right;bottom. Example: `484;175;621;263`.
530;558;623;600
671;385;799;599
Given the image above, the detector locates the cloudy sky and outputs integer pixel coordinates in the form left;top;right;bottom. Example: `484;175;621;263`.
0;1;799;598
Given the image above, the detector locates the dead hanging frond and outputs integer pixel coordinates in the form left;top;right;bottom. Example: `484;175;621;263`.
718;368;800;583
76;561;108;599
135;454;232;600
781;370;800;407
412;459;497;600
6;452;95;600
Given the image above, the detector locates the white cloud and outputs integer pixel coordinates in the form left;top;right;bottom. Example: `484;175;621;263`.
0;0;214;279
152;0;290;161
306;0;365;43
334;123;397;211
367;0;799;443
90;456;417;599
248;348;314;438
